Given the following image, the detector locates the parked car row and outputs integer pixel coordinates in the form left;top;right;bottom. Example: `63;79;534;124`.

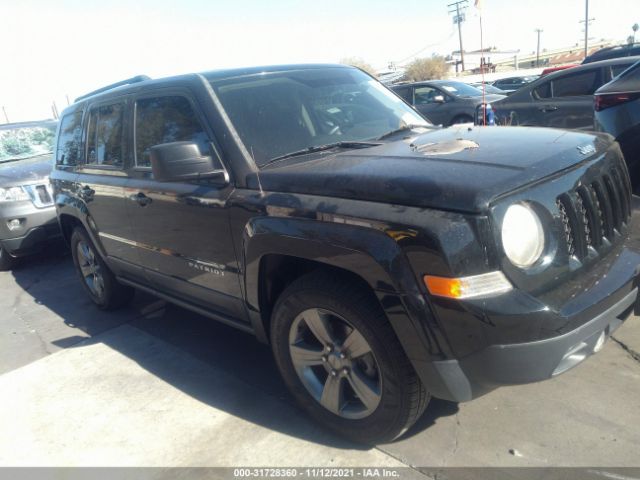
490;56;638;130
391;80;505;126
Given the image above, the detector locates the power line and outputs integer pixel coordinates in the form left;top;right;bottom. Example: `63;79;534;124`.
393;27;456;65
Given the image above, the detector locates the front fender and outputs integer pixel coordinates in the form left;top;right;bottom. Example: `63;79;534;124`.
242;216;453;362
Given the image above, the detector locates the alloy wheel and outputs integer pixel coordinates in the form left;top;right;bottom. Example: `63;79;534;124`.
288;308;382;419
76;240;105;300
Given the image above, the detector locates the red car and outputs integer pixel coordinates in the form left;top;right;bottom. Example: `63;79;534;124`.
541;64;579;76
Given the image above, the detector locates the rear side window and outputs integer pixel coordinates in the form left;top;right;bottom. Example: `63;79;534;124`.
134;96;209;168
86;103;124;167
551;70;599;97
56;110;83;165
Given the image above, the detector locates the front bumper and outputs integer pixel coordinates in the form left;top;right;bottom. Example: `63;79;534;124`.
0;202;61;256
416;287;636;402
414;220;640;403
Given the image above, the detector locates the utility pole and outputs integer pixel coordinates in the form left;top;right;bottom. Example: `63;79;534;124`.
579;0;595;58
535;29;543;67
448;0;468;72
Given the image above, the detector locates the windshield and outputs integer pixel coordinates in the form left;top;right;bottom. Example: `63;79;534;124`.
209;67;429;166
0;123;57;162
437;81;484;97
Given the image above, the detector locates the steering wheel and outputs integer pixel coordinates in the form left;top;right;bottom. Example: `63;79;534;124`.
316;109;343;136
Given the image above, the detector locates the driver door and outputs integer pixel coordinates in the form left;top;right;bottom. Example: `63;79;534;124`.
124;89;246;322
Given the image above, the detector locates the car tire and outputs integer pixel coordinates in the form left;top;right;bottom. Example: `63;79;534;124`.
70;227;134;310
270;270;429;444
0;245;17;271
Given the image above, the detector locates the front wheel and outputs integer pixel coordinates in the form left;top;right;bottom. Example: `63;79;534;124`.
70;227;134;310
270;271;429;444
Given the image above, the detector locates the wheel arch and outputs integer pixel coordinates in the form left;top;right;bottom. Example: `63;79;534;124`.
242;216;449;363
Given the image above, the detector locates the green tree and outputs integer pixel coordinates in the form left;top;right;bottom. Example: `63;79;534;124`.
340;57;377;77
404;56;449;82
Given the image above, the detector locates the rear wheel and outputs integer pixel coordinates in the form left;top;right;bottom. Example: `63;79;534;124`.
70;227;134;310
271;271;429;444
0;245;17;271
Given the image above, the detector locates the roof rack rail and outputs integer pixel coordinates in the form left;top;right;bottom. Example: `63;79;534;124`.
74;75;151;103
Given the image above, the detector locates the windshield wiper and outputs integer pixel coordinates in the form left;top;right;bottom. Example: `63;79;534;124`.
262;141;382;167
375;124;431;141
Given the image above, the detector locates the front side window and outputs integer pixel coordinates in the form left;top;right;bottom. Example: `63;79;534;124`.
393;86;412;103
209;68;429;166
135;96;209;167
86;103;124;167
56;110;83;165
551;70;599;97
414;86;442;105
0;122;57;163
533;82;551;99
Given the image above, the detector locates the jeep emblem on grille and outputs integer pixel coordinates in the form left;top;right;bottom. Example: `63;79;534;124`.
577;144;596;155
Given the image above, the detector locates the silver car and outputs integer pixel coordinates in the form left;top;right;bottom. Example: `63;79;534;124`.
0;120;60;270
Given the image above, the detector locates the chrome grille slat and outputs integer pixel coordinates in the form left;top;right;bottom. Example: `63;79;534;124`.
604;174;623;231
580;185;603;248
592;179;615;241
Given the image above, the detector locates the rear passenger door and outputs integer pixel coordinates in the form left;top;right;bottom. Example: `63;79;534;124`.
75;98;142;277
124;90;246;322
541;68;602;129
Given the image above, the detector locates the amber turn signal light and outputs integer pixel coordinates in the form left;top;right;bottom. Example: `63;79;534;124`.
424;271;512;299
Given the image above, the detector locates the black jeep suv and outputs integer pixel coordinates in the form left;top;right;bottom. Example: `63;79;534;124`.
51;65;640;444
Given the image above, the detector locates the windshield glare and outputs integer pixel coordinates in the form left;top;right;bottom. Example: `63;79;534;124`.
0;124;56;162
210;68;429;166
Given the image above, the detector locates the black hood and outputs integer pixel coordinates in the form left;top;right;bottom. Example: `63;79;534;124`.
250;126;612;213
0;155;53;187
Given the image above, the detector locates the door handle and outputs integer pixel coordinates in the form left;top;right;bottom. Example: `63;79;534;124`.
78;185;95;200
129;192;152;207
539;105;558;112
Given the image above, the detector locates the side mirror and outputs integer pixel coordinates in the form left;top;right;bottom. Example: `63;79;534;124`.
433;95;445;103
150;142;228;183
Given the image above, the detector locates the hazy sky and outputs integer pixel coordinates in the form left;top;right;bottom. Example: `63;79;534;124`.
1;0;637;122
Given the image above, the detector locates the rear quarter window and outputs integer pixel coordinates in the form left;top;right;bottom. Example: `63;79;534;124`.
86;103;125;167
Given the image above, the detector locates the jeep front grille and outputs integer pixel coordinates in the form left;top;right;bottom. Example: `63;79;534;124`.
556;165;632;260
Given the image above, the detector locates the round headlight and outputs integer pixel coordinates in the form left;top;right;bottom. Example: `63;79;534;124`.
501;203;545;268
